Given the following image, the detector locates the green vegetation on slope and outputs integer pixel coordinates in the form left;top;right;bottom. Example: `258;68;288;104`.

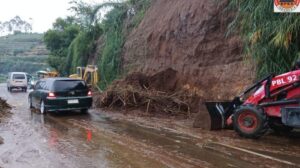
0;74;6;83
99;0;151;89
130;0;151;27
44;18;80;75
66;27;102;75
44;0;151;89
228;0;300;78
99;5;127;89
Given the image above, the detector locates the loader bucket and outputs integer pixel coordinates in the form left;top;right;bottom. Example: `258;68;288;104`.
205;101;233;130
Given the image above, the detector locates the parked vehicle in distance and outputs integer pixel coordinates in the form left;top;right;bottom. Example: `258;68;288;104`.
26;73;34;89
28;78;93;114
36;70;59;79
7;72;28;92
27;74;37;89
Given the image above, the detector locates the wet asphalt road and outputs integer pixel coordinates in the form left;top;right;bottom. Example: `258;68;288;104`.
0;83;299;168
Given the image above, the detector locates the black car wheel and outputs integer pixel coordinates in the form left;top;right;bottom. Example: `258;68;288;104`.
40;100;46;114
233;105;269;139
80;109;88;114
29;97;33;109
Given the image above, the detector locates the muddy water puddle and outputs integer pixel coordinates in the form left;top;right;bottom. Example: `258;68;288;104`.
46;112;298;167
29;112;170;168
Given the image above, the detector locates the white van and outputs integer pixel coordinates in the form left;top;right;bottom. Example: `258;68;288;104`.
7;72;28;92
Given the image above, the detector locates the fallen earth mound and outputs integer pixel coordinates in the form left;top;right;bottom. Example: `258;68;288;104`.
95;68;202;118
0;97;11;145
0;97;11;118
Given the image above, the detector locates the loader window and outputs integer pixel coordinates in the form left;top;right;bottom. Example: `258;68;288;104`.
86;72;92;85
77;68;81;76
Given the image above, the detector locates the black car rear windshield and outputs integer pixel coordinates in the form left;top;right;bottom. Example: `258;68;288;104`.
53;80;87;91
13;74;25;79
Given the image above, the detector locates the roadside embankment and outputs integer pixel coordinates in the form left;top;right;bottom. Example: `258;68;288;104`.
0;97;11;144
0;97;10;115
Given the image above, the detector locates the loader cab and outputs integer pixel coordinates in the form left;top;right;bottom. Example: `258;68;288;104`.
76;67;86;78
77;66;97;86
70;65;98;87
84;65;98;87
37;71;48;79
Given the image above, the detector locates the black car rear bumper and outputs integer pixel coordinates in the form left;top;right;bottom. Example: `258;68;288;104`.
45;96;92;112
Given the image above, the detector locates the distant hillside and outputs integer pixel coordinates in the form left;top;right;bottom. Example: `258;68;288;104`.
0;33;50;82
0;33;48;56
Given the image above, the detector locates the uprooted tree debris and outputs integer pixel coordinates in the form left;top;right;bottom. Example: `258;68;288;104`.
95;69;202;117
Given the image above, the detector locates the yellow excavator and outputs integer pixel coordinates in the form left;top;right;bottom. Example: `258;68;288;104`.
69;65;99;88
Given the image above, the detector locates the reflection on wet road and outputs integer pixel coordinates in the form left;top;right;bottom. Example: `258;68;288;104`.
0;83;299;168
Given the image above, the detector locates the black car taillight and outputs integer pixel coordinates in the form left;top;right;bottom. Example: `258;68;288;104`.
47;92;56;99
88;90;92;96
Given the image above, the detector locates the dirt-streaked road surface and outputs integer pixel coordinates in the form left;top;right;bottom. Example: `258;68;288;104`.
0;83;299;168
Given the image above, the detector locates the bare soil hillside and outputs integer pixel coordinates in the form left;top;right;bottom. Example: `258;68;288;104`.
98;0;255;128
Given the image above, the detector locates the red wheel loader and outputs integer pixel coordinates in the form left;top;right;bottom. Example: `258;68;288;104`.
206;69;300;138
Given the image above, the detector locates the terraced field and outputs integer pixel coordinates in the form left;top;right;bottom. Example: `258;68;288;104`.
0;33;50;76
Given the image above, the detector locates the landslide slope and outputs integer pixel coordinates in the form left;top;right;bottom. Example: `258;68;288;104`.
123;0;254;100
99;0;255;127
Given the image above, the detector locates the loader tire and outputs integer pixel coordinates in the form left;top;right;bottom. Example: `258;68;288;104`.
233;105;268;139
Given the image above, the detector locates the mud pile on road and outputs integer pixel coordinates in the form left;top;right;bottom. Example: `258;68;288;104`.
0;98;10;144
95;68;202;117
0;97;11;117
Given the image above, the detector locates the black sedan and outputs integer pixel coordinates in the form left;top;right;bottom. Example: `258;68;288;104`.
29;78;93;114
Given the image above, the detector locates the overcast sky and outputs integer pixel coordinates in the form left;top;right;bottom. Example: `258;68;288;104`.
0;0;103;33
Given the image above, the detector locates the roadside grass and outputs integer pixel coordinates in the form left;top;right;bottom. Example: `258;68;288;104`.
98;0;151;89
0;74;6;83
